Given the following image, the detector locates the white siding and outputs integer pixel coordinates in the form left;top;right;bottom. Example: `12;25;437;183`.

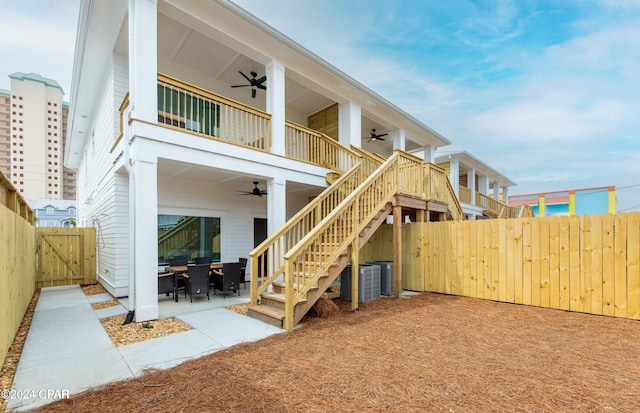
77;55;131;297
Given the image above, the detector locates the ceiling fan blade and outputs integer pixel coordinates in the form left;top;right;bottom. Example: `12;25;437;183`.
255;75;267;85
239;71;252;83
231;84;250;88
251;88;256;98
257;84;267;90
378;133;389;138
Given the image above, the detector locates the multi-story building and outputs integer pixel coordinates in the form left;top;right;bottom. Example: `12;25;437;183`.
0;73;77;226
1;72;76;201
31;198;77;227
508;186;616;216
67;0;528;327
434;150;518;220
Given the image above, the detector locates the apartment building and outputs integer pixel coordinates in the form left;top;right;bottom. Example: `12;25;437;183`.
0;73;77;224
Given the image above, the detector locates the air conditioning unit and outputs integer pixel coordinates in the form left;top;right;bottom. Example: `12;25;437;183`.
340;264;381;303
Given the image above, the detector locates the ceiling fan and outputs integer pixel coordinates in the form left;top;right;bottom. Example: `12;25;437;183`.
231;71;267;98
365;129;389;142
237;181;267;197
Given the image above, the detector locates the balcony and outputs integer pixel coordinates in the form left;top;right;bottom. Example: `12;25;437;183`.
458;185;532;218
117;74;361;175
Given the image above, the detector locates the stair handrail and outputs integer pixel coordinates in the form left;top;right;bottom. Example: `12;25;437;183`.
444;177;466;220
282;152;421;330
349;145;384;176
249;161;366;305
284;121;361;173
424;162;465;220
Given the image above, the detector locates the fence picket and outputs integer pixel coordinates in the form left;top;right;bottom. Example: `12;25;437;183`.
398;213;640;321
602;214;615;316
628;213;640;319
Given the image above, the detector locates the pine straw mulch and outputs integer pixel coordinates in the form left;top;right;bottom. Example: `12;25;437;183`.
80;283;193;347
101;315;193;347
91;300;120;310
28;292;640;413
81;284;108;296
0;289;40;413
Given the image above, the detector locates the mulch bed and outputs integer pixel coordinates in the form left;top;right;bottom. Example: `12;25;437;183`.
101;315;192;347
91;300;120;310
28;292;640;412
0;289;39;413
81;284;108;296
80;283;194;346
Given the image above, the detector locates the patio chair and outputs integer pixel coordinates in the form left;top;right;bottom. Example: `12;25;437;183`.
157;272;176;301
194;256;212;265
169;258;188;300
238;257;247;289
211;262;242;297
185;263;211;303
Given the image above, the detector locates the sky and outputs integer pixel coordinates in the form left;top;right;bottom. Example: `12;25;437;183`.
1;0;639;212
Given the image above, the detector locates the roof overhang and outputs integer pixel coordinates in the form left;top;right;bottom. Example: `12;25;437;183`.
435;150;517;187
66;0;450;168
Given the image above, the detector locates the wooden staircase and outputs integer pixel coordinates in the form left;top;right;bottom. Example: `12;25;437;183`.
247;148;465;331
248;203;392;327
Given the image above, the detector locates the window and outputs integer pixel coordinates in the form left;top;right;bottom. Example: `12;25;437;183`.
46;206;54;215
157;215;221;266
157;84;220;136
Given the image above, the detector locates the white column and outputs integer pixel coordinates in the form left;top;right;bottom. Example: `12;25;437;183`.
422;145;435;163
128;0;158;123
131;150;158;322
266;60;285;156
469;168;476;205
338;101;361;148
267;176;286;235
502;186;509;203
478;175;489;195
450;158;460;197
392;129;406;151
494;184;501;200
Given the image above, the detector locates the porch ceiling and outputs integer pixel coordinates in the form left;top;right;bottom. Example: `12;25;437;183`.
158;159;322;197
115;13;336;119
114;10;411;151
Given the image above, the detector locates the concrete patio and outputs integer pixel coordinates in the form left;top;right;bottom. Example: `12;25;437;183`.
6;285;284;411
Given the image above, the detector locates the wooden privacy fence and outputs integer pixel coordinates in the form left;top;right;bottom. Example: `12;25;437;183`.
1;203;36;370
399;213;640;320
361;213;640;321
36;227;97;287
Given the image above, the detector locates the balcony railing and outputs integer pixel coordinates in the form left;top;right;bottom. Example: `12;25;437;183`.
459;186;471;204
284;121;360;173
157;74;271;151
457;185;533;218
424;163;447;202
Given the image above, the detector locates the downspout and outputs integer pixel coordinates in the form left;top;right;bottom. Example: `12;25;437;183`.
123;106;136;321
124;0;136;323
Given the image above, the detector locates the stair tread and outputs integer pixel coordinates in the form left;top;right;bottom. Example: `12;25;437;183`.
292;271;330;278
262;292;307;303
273;281;319;290
298;261;340;266
247;305;285;320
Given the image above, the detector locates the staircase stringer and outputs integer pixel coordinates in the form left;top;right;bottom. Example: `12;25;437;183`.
292;202;393;326
282;153;405;330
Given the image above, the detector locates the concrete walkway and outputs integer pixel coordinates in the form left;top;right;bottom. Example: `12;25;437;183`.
6;285;284;411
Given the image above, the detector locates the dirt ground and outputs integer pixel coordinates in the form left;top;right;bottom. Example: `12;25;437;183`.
21;293;640;412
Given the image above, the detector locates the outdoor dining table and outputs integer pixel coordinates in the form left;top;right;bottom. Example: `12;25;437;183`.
166;263;224;274
162;263;244;302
